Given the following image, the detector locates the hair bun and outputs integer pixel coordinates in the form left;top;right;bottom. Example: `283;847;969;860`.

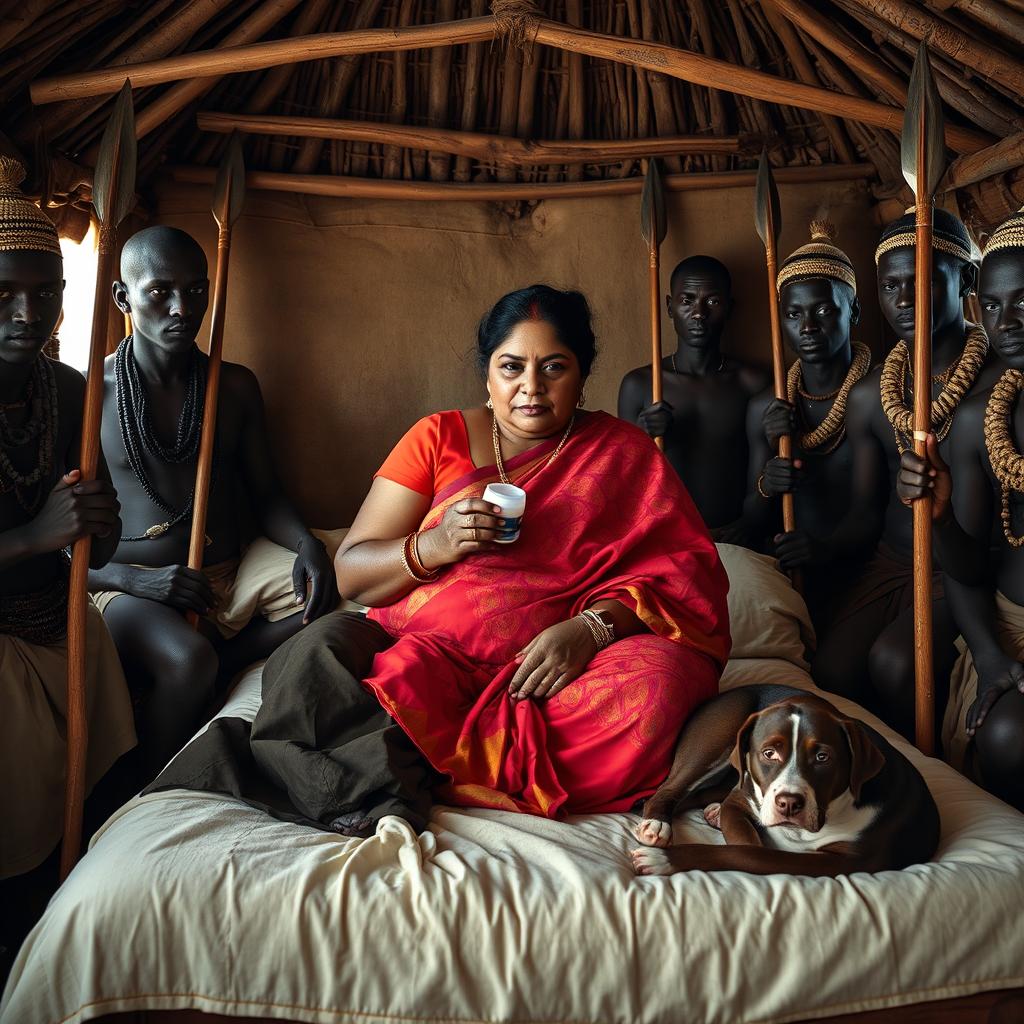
809;219;836;243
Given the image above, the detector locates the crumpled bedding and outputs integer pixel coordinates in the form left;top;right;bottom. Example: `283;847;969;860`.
3;547;1023;1024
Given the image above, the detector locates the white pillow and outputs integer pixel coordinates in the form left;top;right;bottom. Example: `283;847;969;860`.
716;543;814;668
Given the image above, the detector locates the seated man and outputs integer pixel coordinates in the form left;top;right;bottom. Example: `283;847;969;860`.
618;255;769;539
811;209;1001;738
897;208;1024;809
0;157;135;961
89;226;337;779
742;222;872;631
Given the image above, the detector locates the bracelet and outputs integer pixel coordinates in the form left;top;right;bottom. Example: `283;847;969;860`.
756;472;771;499
400;533;438;583
408;531;438;580
579;608;614;650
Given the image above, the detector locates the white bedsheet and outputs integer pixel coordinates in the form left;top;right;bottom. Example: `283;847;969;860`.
3;653;1023;1024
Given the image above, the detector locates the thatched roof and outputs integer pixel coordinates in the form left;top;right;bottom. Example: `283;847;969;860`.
3;0;1024;239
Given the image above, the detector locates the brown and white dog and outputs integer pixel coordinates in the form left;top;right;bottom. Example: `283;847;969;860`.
631;685;940;877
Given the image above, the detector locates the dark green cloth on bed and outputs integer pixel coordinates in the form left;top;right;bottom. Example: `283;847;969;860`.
144;611;437;833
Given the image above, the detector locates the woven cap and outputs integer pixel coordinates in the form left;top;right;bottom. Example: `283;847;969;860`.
777;220;856;295
0;155;61;257
875;206;971;265
982;206;1024;259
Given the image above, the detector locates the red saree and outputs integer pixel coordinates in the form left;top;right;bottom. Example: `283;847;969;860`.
365;411;730;817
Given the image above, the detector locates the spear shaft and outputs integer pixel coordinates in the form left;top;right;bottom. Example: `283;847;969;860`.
912;100;935;755
186;136;245;628
63;81;135;880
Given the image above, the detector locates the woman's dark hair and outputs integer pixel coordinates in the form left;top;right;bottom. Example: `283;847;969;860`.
476;284;597;379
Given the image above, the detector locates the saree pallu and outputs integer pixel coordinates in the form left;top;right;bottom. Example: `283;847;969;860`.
364;411;730;818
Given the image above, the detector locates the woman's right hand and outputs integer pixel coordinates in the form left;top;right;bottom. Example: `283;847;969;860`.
418;498;504;567
26;470;120;553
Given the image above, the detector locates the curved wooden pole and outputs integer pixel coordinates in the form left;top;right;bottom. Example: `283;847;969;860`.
186;137;245;629
63;81;136;881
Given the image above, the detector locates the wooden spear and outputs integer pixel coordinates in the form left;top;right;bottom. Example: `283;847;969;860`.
186;133;246;629
62;80;136;880
640;158;667;451
902;43;946;756
754;150;796;539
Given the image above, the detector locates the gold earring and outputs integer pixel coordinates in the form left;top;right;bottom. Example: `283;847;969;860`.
485;397;493;409
577;390;586;408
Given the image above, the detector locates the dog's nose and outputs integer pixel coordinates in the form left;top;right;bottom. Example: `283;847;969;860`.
775;792;805;818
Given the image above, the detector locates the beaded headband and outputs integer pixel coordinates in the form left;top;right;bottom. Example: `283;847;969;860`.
874;206;971;265
777;220;857;295
0;155;61;257
982;206;1024;259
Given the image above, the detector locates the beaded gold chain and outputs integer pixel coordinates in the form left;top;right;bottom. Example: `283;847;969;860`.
880;324;989;455
983;368;1024;548
492;412;574;485
786;341;871;453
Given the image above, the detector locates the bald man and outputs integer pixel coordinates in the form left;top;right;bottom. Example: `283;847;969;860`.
88;226;337;779
618;255;769;538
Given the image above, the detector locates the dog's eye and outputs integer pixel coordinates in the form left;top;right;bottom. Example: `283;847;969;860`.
815;749;831;763
761;748;779;761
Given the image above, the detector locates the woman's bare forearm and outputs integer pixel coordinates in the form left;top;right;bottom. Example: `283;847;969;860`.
335;537;424;607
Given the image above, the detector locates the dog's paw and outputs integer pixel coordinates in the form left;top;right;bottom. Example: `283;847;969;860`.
634;818;672;847
702;802;722;830
630;847;674;876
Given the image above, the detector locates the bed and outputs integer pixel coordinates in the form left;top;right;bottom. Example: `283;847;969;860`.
3;545;1023;1024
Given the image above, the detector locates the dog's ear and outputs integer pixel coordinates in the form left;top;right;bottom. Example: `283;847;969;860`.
841;717;885;801
728;711;761;779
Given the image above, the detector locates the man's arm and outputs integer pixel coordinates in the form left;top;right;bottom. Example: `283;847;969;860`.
618;366;672;439
233;366;337;621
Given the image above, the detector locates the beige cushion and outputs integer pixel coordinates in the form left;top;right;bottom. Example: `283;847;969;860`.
716;543;814;668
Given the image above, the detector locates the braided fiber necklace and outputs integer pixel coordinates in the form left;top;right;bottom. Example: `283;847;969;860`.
786;342;871;454
0;356;58;514
984;368;1024;548
114;336;208;540
880;324;988;455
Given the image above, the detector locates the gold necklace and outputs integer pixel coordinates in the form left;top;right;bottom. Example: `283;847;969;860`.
492;412;574;485
786;342;871;454
984;368;1024;548
880;324;989;455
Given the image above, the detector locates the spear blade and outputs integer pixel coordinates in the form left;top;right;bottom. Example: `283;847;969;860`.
212;131;246;229
91;79;136;227
754;148;781;250
640;157;667;249
902;42;946;198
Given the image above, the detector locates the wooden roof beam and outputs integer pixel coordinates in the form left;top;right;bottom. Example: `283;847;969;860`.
842;0;1024;93
528;19;989;155
942;131;1024;192
168;162;877;202
29;17;498;105
196;112;750;166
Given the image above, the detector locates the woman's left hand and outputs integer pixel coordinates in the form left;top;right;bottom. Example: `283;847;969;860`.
508;617;599;701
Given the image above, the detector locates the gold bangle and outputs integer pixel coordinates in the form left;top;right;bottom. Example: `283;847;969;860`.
757;473;771;499
408;531;438;579
400;533;436;583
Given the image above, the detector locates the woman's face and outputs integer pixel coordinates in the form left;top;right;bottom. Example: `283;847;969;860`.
487;318;583;441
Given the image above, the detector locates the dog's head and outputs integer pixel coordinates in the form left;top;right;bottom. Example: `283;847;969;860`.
727;694;885;832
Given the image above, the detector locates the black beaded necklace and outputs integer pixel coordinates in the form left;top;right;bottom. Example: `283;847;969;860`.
0;356;58;514
114;335;209;541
